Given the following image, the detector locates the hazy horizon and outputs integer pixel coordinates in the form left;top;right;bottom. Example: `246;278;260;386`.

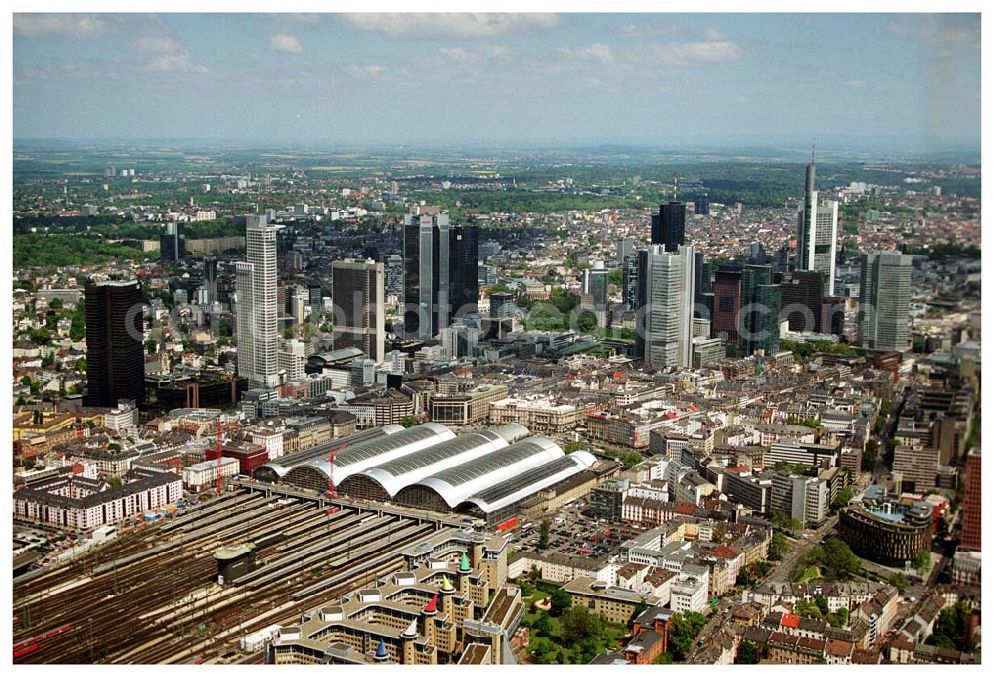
14;13;981;153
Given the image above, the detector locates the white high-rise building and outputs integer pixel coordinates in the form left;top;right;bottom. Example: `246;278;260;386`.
797;150;839;296
858;251;913;353
236;215;280;388
634;245;695;369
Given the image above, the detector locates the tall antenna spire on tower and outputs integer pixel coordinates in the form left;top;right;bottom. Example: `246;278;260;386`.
811;138;816;165
673;173;678;201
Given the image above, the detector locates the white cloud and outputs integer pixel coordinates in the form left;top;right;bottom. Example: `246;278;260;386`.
14;14;107;38
129;31;208;74
704;27;725;41
131;35;182;54
649;40;743;64
557;43;614;64
343;64;386;78
618;23;679;38
270;33;303;53
148;54;208;74
886;16;980;46
842;80;866;88
339;13;557;39
278;13;321;24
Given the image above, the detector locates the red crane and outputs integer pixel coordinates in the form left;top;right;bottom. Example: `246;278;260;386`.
325;443;347;514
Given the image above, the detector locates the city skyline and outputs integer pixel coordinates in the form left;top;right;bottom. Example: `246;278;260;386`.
13;12;981;151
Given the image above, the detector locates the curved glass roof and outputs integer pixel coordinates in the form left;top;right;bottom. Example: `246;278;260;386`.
472;456;578;505
333;423;453;468
430;436;560;488
374;431;505;477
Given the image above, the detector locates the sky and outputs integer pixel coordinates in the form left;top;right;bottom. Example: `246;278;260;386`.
11;12;982;151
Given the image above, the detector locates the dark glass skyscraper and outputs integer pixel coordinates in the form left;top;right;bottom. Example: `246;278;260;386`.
83;280;145;408
711;263;743;343
448;224;480;325
651;202;685;252
203;257;218;304
694;192;710;216
739;265;781;356
402;210;479;339
159;223;185;261
780;270;824;333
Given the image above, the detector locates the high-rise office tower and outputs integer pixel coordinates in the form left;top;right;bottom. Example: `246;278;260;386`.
711;262;743;343
622;254;639;311
235;215;280;388
402;210;479;339
583;260;609;327
384;254;404;298
488;292;517;320
634;245;695;369
750;242;767;266
858;251;913;353
652;174;686;252
797;148;839;296
160;222;185;261
331;258;385;363
616;237;636;266
83;280;145;407
203;258;218;305
694;192;710;216
447;223;480;330
780;270;825;333
740;264;781;356
960;449;981;551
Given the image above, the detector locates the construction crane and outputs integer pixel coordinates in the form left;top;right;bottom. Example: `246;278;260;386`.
324;443;347;515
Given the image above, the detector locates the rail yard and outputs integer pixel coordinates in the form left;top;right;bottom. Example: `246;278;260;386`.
12;481;473;664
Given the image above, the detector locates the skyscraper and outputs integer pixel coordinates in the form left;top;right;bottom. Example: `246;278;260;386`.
616;237;636;266
780;270;825;333
384;254;404;299
622;254;639;311
711;262;743;344
83;280;145;408
583;260;609;327
634;245;695;369
654;174;686;252
960;449;981;551
739;265;781;356
203;258;218;305
331;258;385;363
797;149;839;296
694;192;710;216
858;251;913;353
235;215;280;388
402;209;479;339
651;202;686;252
160;222;185;261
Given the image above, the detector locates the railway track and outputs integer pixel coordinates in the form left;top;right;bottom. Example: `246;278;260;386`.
12;488;440;664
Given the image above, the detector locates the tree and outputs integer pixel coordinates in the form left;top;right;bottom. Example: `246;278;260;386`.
399;416;419;428
827;607;849;628
736;640;758;665
549;588;571;617
888;572;909;590
794;598;822;619
534;612;554;638
913;551;931;573
107;477;123;489
830;488;853;512
862;439;879;472
814;595;830;616
538;519;552;550
769;532;789;560
561;606;602;644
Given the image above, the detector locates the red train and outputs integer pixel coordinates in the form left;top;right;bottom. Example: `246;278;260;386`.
13;625;72;660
